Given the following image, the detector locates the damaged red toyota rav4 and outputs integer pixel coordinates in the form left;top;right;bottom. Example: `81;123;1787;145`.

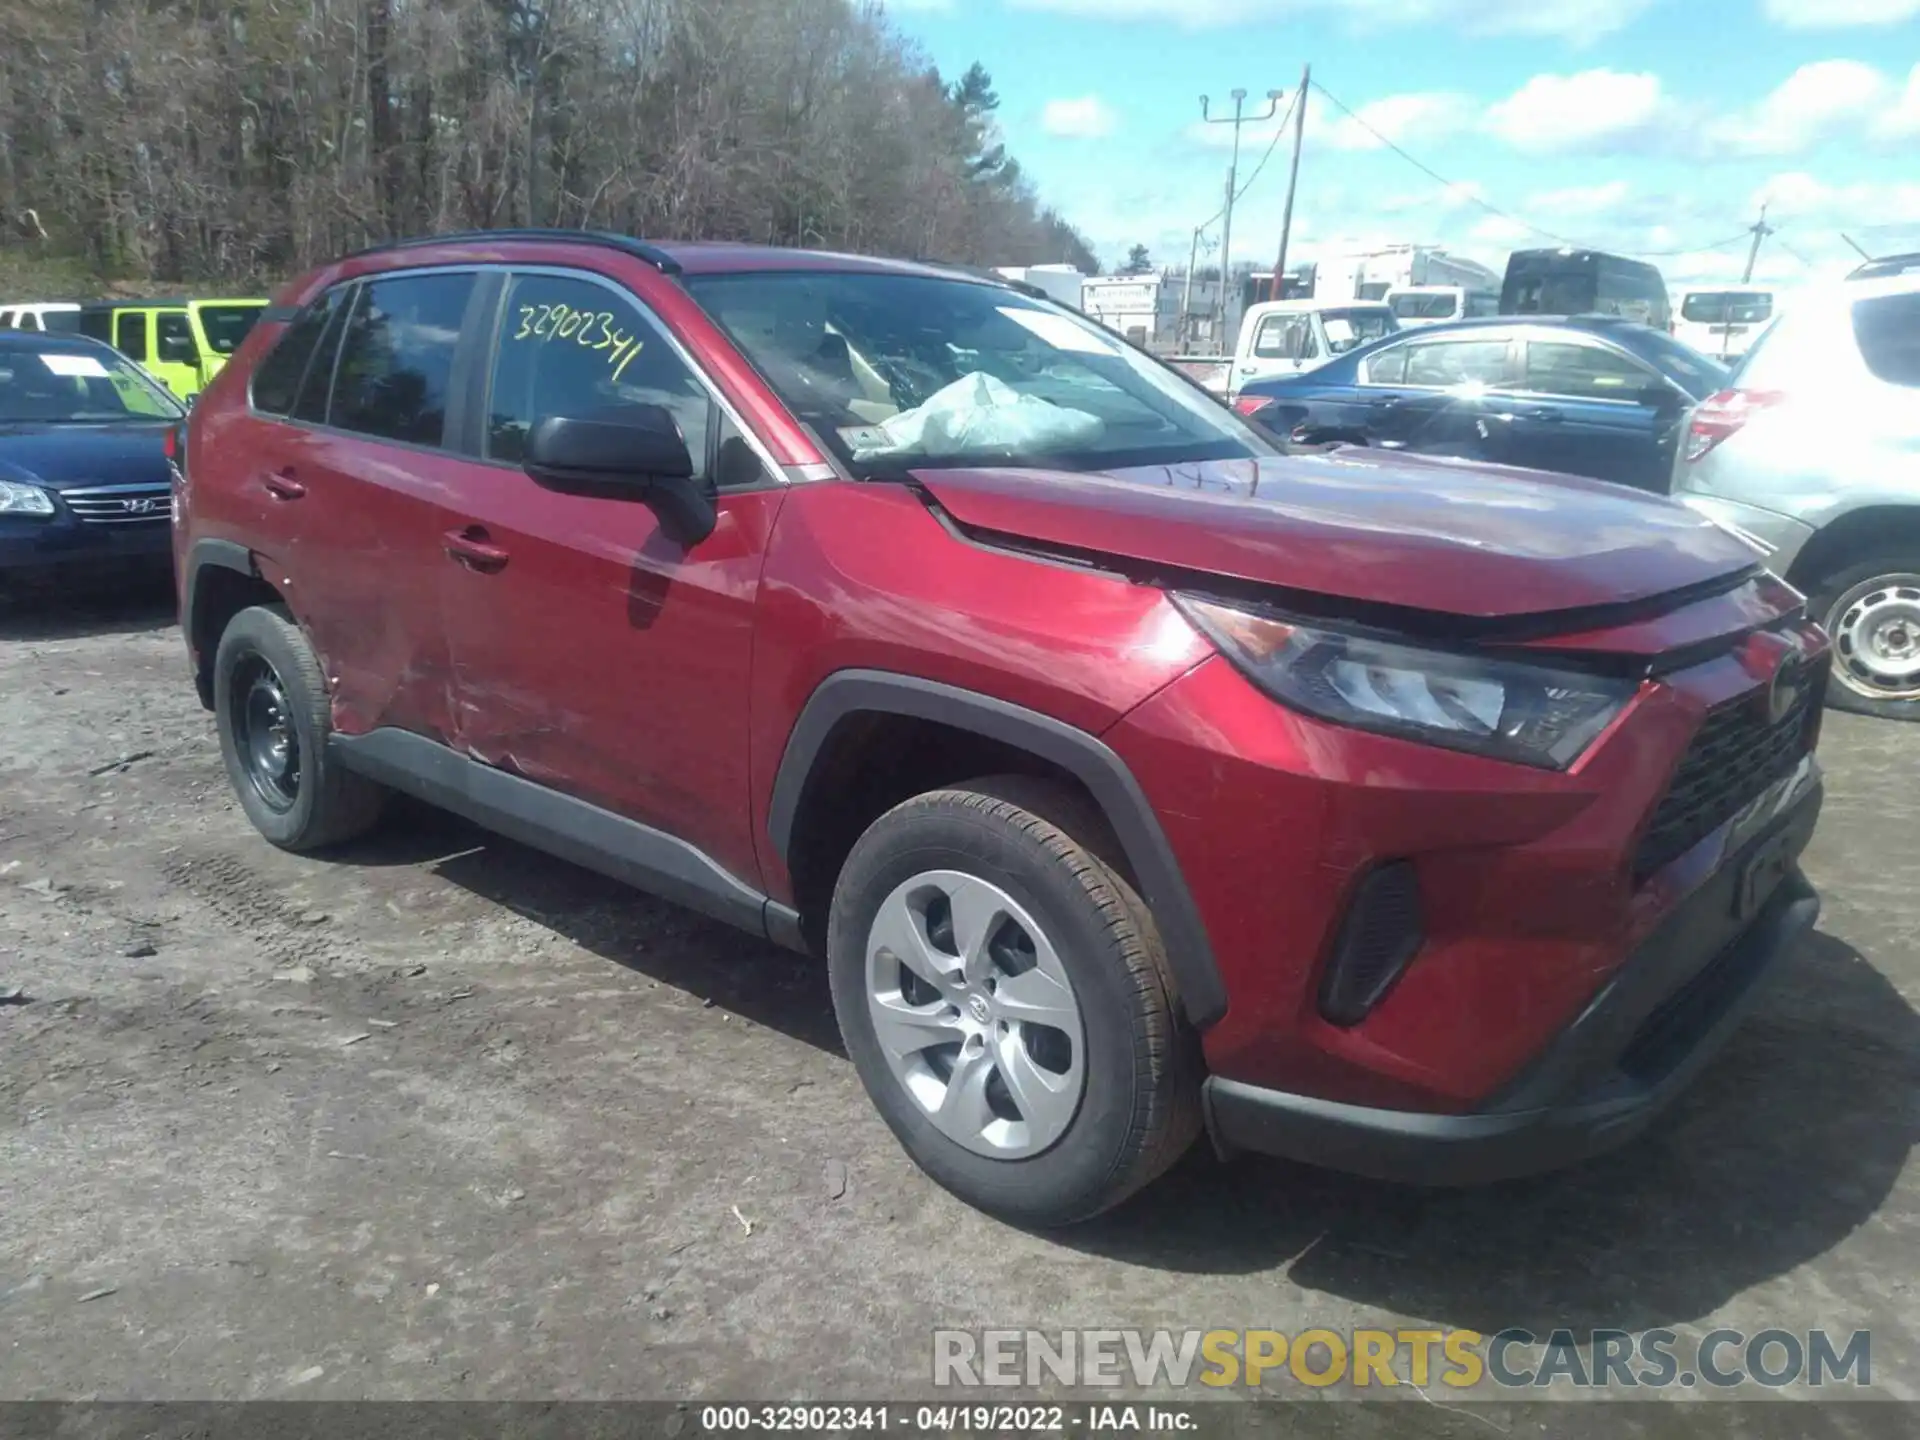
174;232;1826;1226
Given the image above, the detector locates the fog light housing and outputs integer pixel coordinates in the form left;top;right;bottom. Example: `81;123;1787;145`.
1318;862;1424;1027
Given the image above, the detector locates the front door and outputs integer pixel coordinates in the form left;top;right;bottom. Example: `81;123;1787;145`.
148;309;206;399
1494;337;1666;487
437;267;785;885
1235;311;1319;391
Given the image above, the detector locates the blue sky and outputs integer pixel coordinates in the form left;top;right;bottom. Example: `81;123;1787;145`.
885;0;1920;286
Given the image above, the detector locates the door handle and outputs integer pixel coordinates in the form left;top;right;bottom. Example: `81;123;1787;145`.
1520;407;1563;423
444;525;509;573
262;468;305;501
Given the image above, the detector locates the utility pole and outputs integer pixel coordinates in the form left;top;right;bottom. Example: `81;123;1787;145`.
1199;86;1283;345
1273;63;1311;297
1182;225;1201;350
1741;202;1774;284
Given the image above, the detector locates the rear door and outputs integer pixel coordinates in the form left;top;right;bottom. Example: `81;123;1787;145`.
1495;335;1669;487
114;311;149;371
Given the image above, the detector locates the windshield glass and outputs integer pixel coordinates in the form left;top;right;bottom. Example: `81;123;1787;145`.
685;271;1277;475
1389;292;1458;319
0;345;184;423
1321;308;1397;353
1629;330;1730;398
197;303;265;356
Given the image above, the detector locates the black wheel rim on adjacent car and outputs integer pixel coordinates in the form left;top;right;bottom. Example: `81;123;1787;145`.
232;656;301;811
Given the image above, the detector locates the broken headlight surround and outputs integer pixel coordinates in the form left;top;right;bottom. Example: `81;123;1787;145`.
1173;594;1638;771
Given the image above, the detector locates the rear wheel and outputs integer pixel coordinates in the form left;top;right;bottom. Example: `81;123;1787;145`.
213;605;386;849
827;778;1200;1226
1808;555;1920;721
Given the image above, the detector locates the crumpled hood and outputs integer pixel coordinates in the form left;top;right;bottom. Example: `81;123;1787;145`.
914;448;1760;621
0;422;173;490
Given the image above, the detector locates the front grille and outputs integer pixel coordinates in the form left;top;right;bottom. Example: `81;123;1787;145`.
59;484;173;525
1631;672;1822;884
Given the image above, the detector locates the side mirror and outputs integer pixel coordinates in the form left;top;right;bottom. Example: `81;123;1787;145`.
524;405;715;545
158;337;199;366
1638;381;1682;412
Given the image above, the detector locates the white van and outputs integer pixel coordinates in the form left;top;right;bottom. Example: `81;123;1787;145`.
1229;299;1399;394
1385;284;1499;328
1671;286;1778;359
0;301;81;332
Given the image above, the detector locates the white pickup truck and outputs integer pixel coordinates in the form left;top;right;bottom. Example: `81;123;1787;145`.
1226;299;1399;396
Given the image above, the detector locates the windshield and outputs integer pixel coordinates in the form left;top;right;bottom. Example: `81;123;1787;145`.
685;271;1277;475
1389;292;1458;320
0;345;184;423
1681;292;1773;325
1629;330;1730;399
197;303;265;356
1321;308;1398;353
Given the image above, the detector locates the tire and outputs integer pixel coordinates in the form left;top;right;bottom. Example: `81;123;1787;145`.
826;776;1201;1226
1805;555;1920;722
212;605;386;849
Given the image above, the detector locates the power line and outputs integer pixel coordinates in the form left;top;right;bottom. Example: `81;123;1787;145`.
1310;78;1765;264
1190;86;1299;239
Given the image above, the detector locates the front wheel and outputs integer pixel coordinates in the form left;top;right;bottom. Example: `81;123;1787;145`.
1808;556;1920;721
827;778;1200;1226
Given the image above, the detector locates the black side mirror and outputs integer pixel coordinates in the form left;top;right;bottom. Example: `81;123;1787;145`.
1638;381;1682;412
158;336;199;365
524;405;715;545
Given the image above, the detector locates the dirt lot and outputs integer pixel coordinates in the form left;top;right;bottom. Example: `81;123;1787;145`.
2;583;1917;1414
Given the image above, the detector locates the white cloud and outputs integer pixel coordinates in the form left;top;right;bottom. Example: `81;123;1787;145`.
1711;60;1890;155
1006;0;1654;41
1874;62;1920;140
880;0;952;9
1041;95;1119;139
1762;0;1920;26
1524;180;1632;217
1323;91;1474;150
1482;70;1667;153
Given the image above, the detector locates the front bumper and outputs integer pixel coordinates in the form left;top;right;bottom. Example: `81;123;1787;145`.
1203;783;1822;1185
0;513;174;579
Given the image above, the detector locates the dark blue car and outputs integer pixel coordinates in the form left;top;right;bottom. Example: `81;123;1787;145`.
0;331;184;592
1237;315;1729;492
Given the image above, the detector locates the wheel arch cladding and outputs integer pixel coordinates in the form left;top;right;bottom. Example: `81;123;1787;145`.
185;539;281;709
769;670;1228;1029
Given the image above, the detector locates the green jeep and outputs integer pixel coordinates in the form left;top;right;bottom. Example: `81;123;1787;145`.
77;298;269;401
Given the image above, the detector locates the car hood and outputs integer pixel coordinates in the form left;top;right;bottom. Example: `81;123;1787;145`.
0;422;174;490
913;449;1760;622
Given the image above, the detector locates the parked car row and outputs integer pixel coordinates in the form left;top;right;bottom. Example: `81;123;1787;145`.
119;229;1832;1226
1;296;270;401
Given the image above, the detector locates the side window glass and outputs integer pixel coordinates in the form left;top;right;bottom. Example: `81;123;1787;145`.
156;312;198;365
1365;346;1409;384
1852;293;1920;388
487;272;712;481
1404;339;1510;388
1525;341;1650;400
1253;316;1290;359
252;291;344;416
329;272;475;446
115;313;148;363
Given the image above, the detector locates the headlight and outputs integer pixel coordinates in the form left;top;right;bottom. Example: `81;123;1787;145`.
1173;594;1638;770
0;479;55;517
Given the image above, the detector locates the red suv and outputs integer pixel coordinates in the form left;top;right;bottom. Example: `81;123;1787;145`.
174;232;1827;1225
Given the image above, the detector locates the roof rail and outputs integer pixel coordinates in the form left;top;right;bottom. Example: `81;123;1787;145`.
344;229;683;274
1847;251;1920;281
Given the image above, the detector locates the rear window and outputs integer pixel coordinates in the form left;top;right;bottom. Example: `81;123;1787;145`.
1681;292;1774;325
1853;292;1920;388
1389;293;1458;320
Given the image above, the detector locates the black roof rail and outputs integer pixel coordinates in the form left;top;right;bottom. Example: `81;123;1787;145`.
343;228;683;274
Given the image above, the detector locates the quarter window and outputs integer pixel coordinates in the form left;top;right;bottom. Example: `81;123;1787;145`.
252;291;346;416
487;273;713;479
1402;338;1510;387
1524;341;1651;401
329;272;476;447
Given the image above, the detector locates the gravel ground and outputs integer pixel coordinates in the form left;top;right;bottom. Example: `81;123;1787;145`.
1;582;1915;1420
